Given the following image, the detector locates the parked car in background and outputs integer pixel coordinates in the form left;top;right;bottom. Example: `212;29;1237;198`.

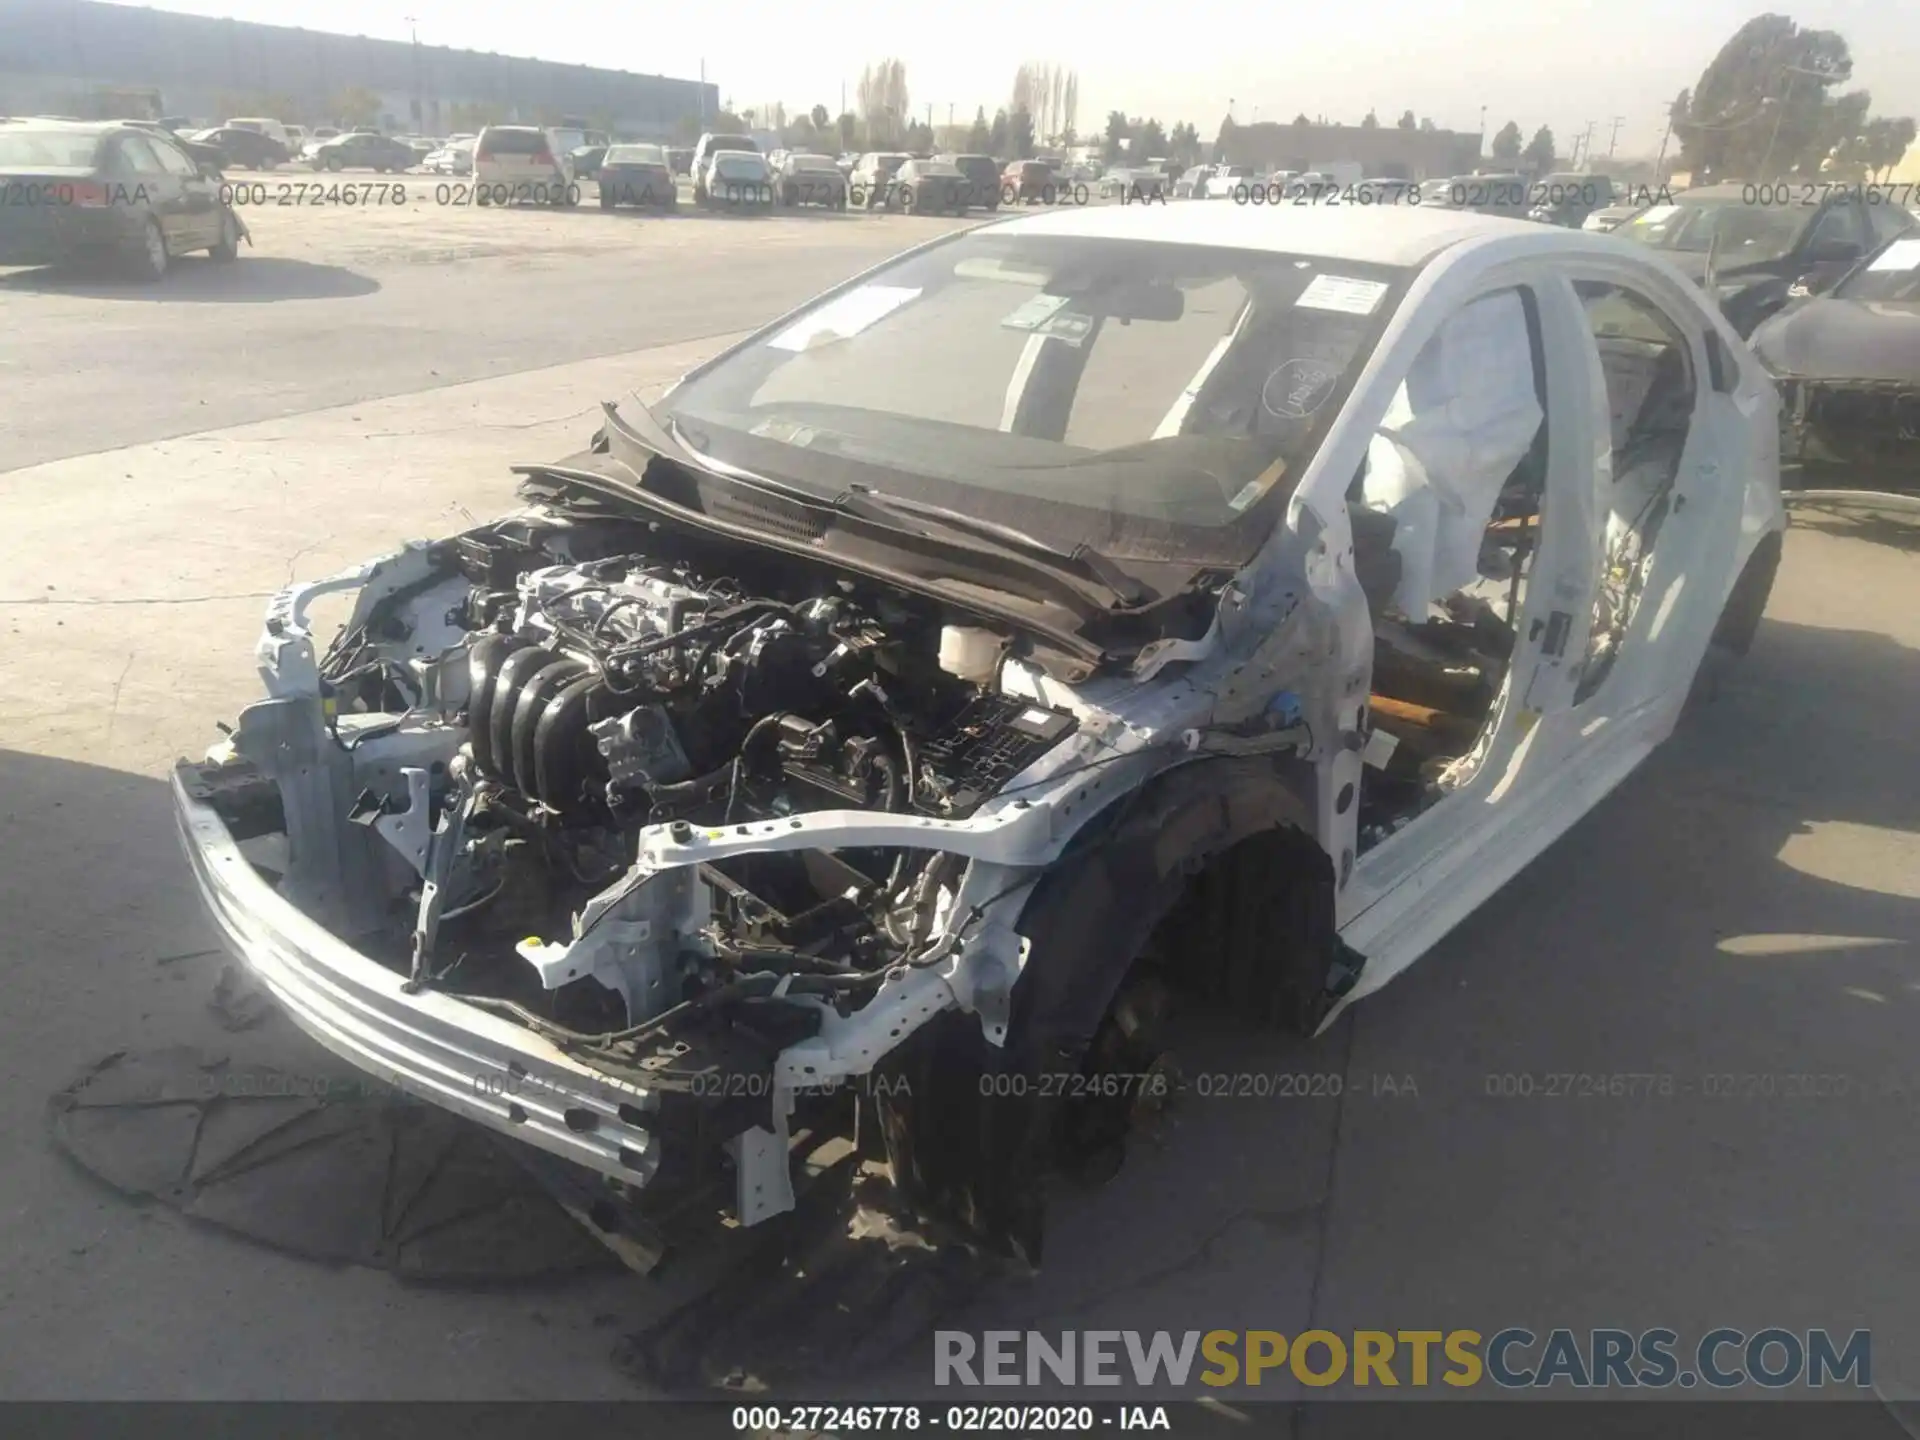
0;118;248;279
192;125;291;170
853;151;911;208
423;139;474;176
668;147;694;176
1752;230;1920;494
1613;181;1911;337
1204;164;1253;199
1528;172;1614;228
285;125;307;152
472;124;575;205
224;116;294;151
597;143;677;210
691;132;759;203
570;145;608;181
775;152;848;209
1002;157;1055;203
1175;164;1212;198
892;156;970;213
307;131;417;174
945;153;1001;209
699;150;775;211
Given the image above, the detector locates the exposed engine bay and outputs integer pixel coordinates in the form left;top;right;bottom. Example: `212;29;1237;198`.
181;502;1229;1236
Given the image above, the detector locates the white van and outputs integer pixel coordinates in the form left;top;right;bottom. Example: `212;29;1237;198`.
226;117;293;151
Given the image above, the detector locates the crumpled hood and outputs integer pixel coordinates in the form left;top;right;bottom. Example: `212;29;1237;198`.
1751;298;1920;383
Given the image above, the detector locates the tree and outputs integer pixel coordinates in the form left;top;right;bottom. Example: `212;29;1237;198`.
811;104;830;131
1360;110;1380;129
905;120;934;151
1676;15;1855;178
838;112;857;148
1523;125;1556;172
1136;118;1168;158
1169;120;1201;163
1397;109;1417;130
333;87;381;127
989;108;1010;157
1215;114;1237;162
856;59;910;147
1490;120;1524;161
1103;109;1130;163
969;106;992;153
1009;107;1036;158
1418;116;1437;132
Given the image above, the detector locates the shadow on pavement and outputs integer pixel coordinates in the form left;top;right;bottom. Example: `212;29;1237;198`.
0;255;380;302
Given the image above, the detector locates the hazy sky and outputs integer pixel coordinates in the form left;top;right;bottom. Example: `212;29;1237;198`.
109;0;1919;157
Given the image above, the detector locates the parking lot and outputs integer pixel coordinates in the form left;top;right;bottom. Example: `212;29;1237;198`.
2;186;1918;1403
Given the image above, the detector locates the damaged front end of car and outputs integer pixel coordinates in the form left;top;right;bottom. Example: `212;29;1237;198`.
174;451;1363;1261
1775;376;1920;495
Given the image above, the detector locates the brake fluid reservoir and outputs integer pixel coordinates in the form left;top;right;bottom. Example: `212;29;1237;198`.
938;626;1002;685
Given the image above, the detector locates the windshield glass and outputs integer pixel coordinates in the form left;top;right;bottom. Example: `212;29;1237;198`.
0;130;101;169
606;145;664;165
652;230;1410;564
1618;198;1806;262
1835;236;1920;302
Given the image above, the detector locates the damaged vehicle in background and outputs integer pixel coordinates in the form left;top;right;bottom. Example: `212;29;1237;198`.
1751;230;1920;495
1612;183;1914;337
174;205;1784;1265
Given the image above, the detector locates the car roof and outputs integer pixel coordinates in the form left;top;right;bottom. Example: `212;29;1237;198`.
984;201;1561;267
1;118;123;133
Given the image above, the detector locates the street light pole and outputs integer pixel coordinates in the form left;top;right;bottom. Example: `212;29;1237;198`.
403;14;420;130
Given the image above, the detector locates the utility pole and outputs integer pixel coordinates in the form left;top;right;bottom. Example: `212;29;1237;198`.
1759;63;1832;178
1654;92;1680;181
403;15;420;130
1578;120;1597;168
1607;114;1625;158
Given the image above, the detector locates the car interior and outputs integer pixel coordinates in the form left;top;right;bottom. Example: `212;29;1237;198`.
1343;286;1550;849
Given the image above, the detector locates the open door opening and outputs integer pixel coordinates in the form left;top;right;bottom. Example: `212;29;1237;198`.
1344;286;1551;851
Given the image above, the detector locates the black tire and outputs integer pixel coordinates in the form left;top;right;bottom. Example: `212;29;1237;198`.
876;764;1334;1262
129;216;169;282
209;207;241;261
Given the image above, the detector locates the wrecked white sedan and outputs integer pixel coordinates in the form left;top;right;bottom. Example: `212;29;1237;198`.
175;204;1784;1261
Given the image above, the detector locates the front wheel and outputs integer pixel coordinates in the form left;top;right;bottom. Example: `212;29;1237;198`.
325;155;343;173
129;217;169;281
209;208;241;261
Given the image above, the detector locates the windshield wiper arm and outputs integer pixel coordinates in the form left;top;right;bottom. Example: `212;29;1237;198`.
842;484;1149;605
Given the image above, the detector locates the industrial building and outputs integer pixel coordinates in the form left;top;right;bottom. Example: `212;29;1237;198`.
0;0;717;138
1218;121;1485;180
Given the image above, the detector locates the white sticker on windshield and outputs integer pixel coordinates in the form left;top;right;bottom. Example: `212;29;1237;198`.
1001;293;1094;345
1296;274;1388;315
1636;204;1680;225
1868;237;1920;272
767;285;922;352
